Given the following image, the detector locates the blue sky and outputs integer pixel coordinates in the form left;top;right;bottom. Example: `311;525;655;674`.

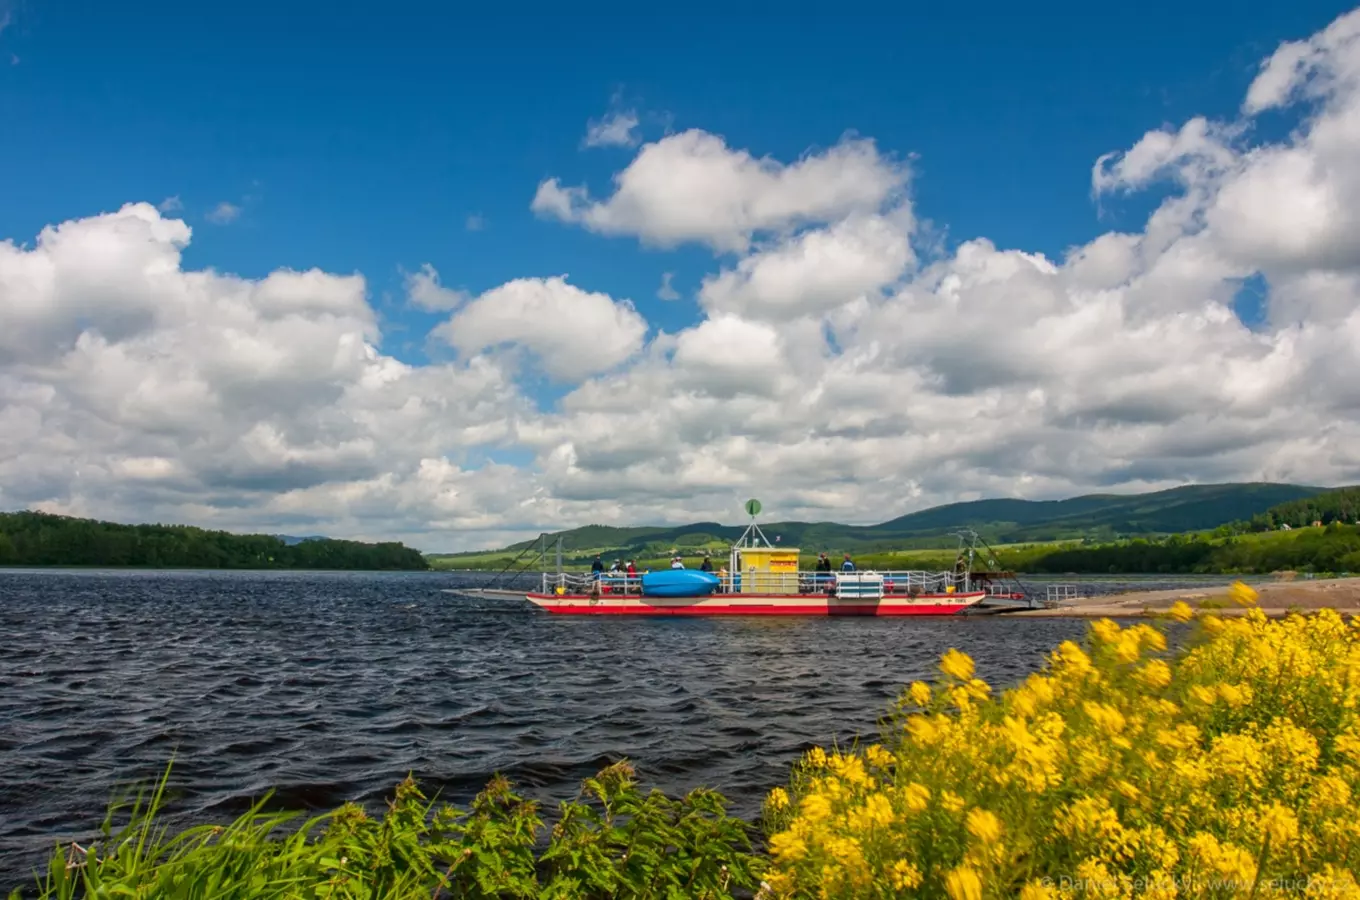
3;0;1360;548
1;0;1346;363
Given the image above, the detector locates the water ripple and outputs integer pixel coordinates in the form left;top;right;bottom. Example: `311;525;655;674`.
0;568;1104;891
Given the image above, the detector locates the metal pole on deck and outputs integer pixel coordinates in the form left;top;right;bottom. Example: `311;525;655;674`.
556;535;563;574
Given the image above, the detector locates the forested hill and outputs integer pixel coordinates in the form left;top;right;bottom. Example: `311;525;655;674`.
1229;486;1360;533
467;482;1324;559
0;511;429;570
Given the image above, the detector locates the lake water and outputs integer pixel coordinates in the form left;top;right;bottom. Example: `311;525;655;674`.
0;568;1214;890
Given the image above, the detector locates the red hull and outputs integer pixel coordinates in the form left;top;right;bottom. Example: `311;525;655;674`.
525;592;985;616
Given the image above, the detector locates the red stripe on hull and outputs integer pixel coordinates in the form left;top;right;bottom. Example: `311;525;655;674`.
524;592;984;616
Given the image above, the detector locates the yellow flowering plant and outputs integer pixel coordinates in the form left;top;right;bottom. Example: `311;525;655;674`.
759;583;1360;898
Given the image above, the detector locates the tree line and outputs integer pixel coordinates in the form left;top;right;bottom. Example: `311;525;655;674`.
1215;485;1360;535
842;523;1360;576
0;511;429;570
999;524;1360;575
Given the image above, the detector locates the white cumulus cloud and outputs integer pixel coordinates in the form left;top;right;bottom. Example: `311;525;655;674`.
404;263;469;312
6;8;1360;552
432;275;648;380
698;211;915;320
583;108;641;148
532;129;909;252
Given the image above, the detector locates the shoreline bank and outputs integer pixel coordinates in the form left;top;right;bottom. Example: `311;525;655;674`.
1009;575;1360;618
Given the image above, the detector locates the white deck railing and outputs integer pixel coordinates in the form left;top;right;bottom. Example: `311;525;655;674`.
1044;584;1083;606
538;569;985;597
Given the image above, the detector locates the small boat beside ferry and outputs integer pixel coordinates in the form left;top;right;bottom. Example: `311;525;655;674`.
523;501;1003;617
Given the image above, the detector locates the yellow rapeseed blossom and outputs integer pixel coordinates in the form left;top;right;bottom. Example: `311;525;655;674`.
1229;579;1260;607
1310;774;1351;813
964;677;992;700
767;831;806;861
1259;801;1300;847
798;793;831;822
845;792;895;832
940;790;966;813
1188;684;1218;706
1134;622;1168;652
1134;659;1173;690
940;648;975;681
1188;831;1257;885
1054;640;1094;679
1217;682;1253;708
899;782;930;812
827;752;869;787
1168;600;1195;622
1113;632;1143;664
1082;700;1127;735
943;864;982;900
760;605;1360;900
863;743;893;769
888;859;922;890
1091;618;1121;644
965;807;1002;844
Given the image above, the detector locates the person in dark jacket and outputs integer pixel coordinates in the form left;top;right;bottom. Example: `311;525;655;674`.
813;553;832;591
700;554;713;572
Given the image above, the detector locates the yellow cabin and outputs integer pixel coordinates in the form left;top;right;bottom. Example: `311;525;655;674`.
736;547;801;594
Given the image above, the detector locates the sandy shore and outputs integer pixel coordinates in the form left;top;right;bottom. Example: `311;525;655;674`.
1008;576;1360;618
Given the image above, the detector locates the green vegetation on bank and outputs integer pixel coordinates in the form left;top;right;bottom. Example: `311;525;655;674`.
986;523;1360;576
429;482;1326;569
0;512;428;571
11;759;760;900
13;589;1360;898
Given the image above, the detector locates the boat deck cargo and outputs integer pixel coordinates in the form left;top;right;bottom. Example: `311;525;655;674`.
522;502;1014;617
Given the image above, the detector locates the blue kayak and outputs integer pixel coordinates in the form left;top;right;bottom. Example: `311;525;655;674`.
641;569;721;598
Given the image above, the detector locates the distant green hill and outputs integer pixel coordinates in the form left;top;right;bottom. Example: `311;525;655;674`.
431;482;1325;565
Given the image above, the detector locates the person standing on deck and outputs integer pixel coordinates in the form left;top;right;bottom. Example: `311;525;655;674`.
841;553;856;572
591;556;604;580
700;553;713;572
815;552;832;591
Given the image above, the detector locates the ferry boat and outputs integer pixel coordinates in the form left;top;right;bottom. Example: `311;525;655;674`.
523;503;998;617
